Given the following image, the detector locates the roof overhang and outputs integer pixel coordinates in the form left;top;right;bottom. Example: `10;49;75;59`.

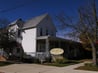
37;36;81;44
37;36;71;42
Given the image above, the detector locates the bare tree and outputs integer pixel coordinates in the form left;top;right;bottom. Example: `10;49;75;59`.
57;0;98;65
0;18;10;49
0;19;15;59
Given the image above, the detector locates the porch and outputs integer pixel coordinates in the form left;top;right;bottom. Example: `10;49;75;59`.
37;36;66;55
36;36;89;60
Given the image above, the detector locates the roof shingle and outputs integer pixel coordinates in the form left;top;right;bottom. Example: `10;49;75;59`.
23;13;48;29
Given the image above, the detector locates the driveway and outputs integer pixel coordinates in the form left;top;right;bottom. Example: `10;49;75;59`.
0;63;98;73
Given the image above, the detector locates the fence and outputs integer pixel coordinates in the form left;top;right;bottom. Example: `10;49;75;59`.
25;52;50;60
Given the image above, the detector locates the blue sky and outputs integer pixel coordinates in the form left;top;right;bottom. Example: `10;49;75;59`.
0;0;98;39
0;0;96;21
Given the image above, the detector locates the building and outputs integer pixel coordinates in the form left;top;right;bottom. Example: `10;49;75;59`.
8;14;89;61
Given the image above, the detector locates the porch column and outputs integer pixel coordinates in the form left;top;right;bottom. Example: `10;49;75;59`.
46;38;49;57
58;40;61;48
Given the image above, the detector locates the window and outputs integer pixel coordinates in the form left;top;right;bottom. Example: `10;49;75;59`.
37;44;45;52
51;33;54;36
40;28;42;36
46;29;48;35
18;29;21;37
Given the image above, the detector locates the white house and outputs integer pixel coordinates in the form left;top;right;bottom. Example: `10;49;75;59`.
8;14;57;59
22;14;57;58
8;13;87;60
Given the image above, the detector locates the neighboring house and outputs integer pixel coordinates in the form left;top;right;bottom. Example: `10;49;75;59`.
8;18;24;59
8;18;24;43
8;14;90;60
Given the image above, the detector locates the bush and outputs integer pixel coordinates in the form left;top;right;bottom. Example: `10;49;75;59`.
33;58;40;63
0;61;14;66
51;55;68;64
45;57;51;63
55;58;68;64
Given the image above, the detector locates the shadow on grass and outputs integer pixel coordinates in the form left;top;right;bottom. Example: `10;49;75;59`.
0;61;14;66
75;63;98;71
42;60;80;67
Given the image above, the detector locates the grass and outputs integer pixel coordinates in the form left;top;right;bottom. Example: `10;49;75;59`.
43;63;74;67
43;60;80;67
76;63;98;71
0;61;14;73
0;61;14;66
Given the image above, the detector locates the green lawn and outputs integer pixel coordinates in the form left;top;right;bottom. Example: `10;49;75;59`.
43;63;74;67
0;61;13;66
43;60;80;67
76;63;98;71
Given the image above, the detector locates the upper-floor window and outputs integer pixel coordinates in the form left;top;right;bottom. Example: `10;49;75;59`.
46;29;48;35
51;33;54;36
18;29;21;37
40;28;42;36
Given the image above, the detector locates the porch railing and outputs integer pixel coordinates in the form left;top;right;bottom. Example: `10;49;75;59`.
25;52;50;60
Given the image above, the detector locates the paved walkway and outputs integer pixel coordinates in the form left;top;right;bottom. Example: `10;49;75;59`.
0;63;98;73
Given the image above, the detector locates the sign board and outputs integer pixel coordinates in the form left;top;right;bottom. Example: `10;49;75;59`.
50;48;64;55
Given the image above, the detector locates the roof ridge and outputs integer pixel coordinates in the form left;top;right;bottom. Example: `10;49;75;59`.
23;13;49;29
26;13;48;22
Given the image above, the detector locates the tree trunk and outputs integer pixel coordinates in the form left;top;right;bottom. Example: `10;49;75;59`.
90;42;97;65
87;35;97;65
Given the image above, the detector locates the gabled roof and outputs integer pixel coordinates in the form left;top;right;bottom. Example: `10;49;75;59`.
8;18;24;29
22;13;48;29
9;18;22;26
8;13;57;31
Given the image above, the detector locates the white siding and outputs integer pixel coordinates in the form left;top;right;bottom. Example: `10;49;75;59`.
9;25;18;32
8;25;19;41
22;28;37;56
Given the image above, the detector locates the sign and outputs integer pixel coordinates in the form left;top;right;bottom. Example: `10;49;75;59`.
50;48;64;55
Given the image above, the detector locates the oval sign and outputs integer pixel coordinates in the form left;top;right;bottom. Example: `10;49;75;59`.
50;48;64;55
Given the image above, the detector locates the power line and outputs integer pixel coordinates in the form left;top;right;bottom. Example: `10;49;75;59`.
0;0;35;13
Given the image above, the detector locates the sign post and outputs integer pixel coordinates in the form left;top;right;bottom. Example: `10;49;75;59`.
50;48;64;62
